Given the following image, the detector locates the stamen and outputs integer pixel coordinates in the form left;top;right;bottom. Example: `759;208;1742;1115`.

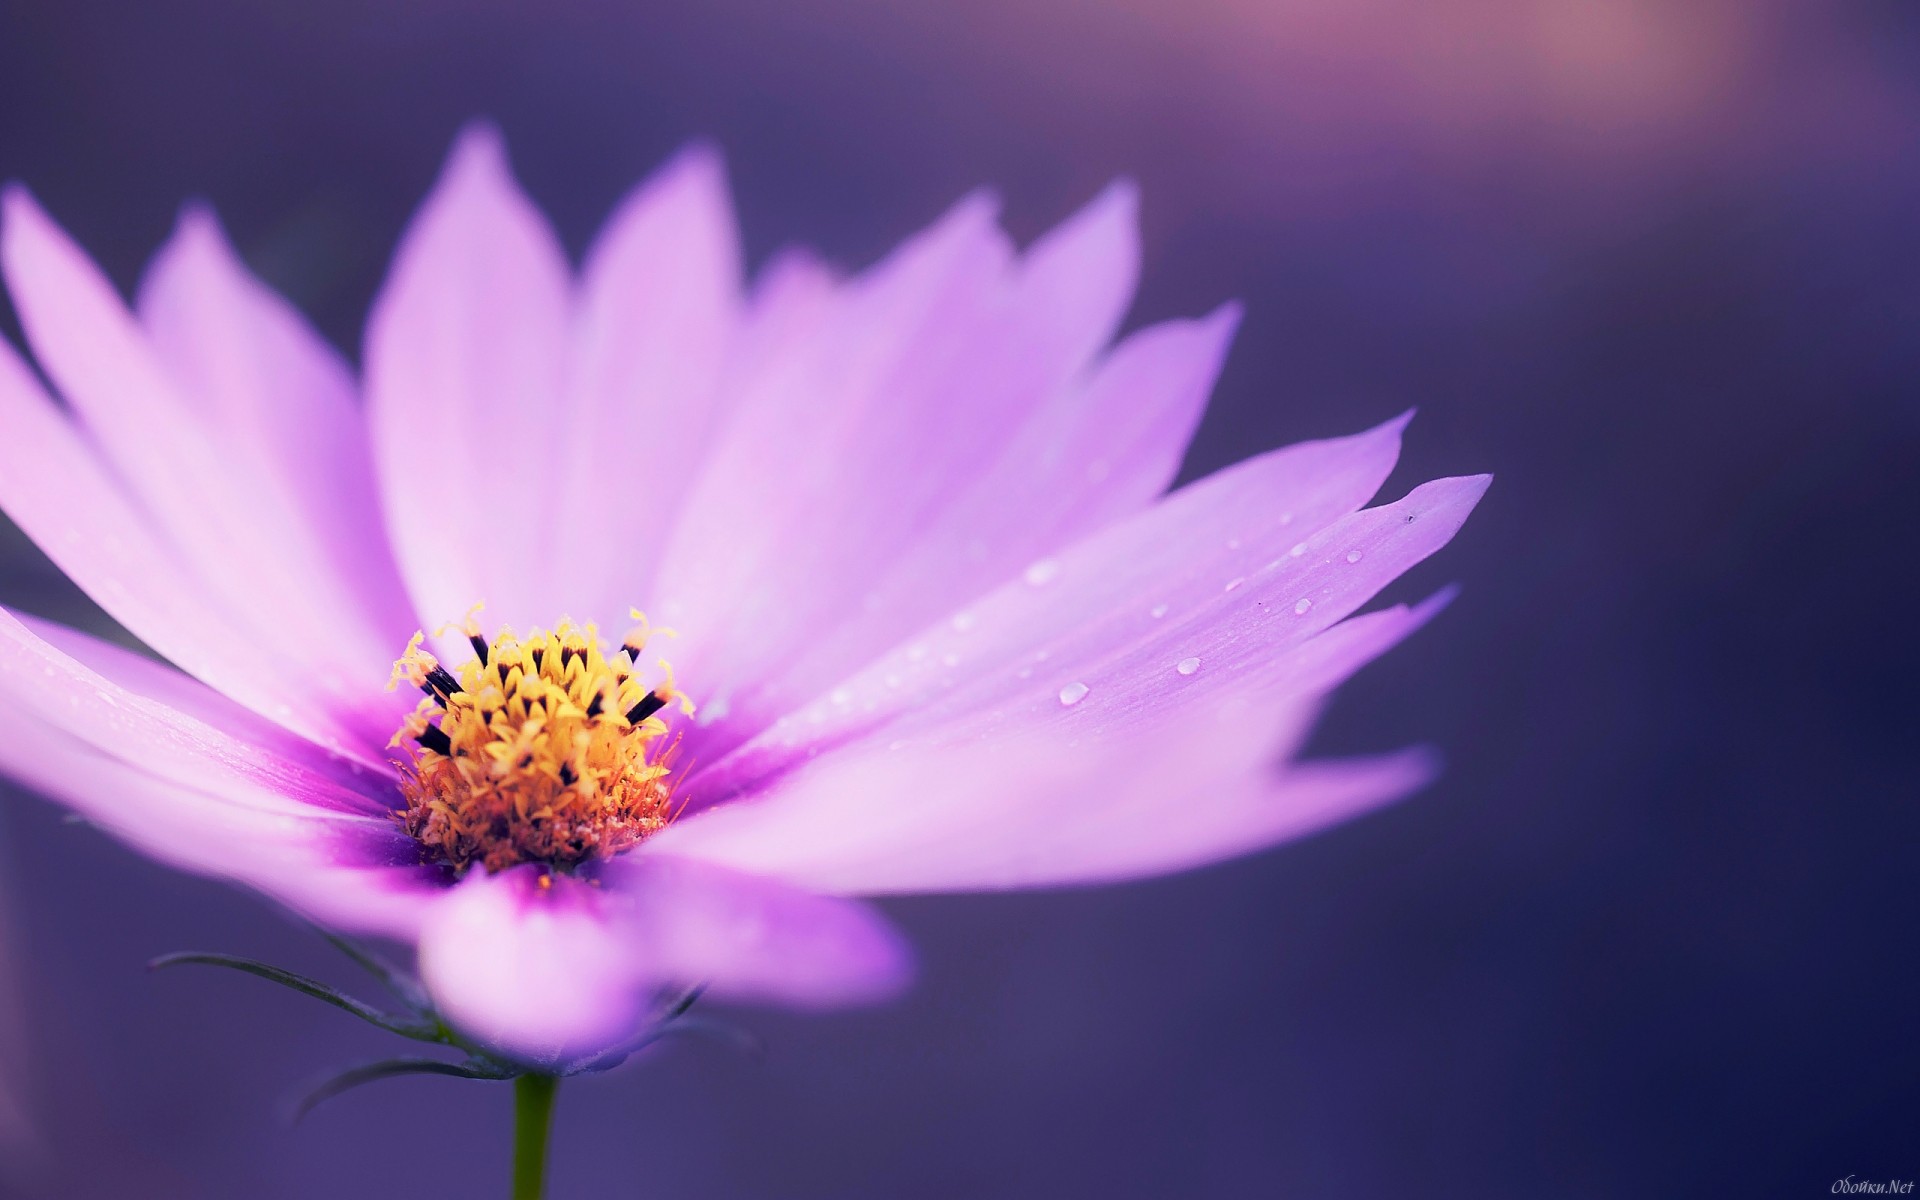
626;691;667;724
388;614;689;875
423;665;461;705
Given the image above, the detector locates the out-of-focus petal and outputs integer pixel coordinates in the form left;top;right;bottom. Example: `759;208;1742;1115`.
695;418;1425;796
0;189;415;757
419;857;907;1064
546;145;744;628
0;336;391;759
604;854;913;1009
365;124;572;637
416;868;645;1066
653;187;1173;754
652;691;1435;894
134;205;418;647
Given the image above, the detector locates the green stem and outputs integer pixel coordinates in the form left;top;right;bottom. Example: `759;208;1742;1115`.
511;1074;559;1200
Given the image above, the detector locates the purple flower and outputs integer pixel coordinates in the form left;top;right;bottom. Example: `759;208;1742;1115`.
0;126;1487;1066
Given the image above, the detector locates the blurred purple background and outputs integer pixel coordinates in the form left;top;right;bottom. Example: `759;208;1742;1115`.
0;0;1916;1195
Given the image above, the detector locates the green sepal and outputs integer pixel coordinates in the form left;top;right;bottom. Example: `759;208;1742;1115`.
148;951;445;1043
314;928;432;1011
292;1055;515;1122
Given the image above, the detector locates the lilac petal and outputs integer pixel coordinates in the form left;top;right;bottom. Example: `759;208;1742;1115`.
0;335;393;759
651;192;1008;684
417;868;649;1064
721;304;1241;759
134;205;418;647
654;188;1163;750
365;125;573;637
0;612;432;937
0;607;394;816
605;854;913;1010
909;475;1493;743
1007;179;1140;382
546;145;745;628
652;692;1435;894
695;417;1418;795
419;858;907;1063
19;613;400;801
0;190;412;755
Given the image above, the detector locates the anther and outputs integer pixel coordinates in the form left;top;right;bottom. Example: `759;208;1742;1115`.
468;634;490;666
423;665;461;705
626;691;667;724
416;724;453;756
559;763;577;786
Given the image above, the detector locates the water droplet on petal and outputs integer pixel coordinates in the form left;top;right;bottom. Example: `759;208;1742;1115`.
1176;657;1201;676
1289;543;1308;558
950;611;977;633
1025;560;1060;587
1149;603;1169;619
1226;537;1241;551
1294;598;1314;615
1224;577;1245;592
1346;549;1363;564
907;644;928;662
1279;512;1295;526
941;653;960;668
1058;681;1090;706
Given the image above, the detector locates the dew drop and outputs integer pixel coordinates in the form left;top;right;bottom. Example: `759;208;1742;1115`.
884;674;903;689
950;611;977;633
1346;549;1364;564
907;644;928;662
1149;603;1169;619
1016;666;1034;680
1058;681;1090;706
1024;559;1061;587
941;653;960;668
1294;598;1314;615
1279;512;1295;526
1176;657;1201;676
1289;543;1308;558
1224;577;1245;593
830;687;852;706
1226;537;1241;551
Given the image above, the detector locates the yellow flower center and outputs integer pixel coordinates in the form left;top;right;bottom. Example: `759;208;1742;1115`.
387;609;691;875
